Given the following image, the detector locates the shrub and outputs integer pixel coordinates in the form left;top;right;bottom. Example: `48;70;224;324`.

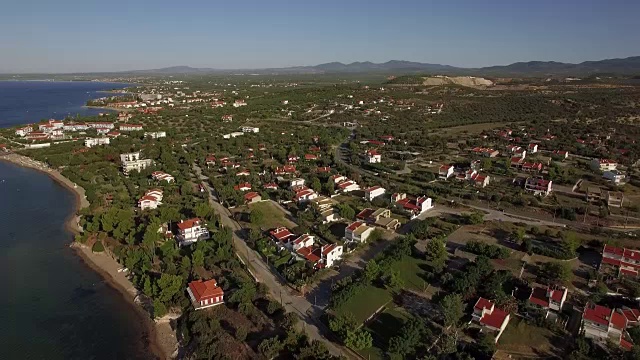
464;241;509;259
92;241;105;253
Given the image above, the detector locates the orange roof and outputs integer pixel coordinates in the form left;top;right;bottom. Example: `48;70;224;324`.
177;218;202;230
188;279;224;302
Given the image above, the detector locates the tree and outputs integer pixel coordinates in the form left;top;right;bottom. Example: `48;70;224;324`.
363;260;381;282
512;227;526;243
329;312;357;339
539;261;573;285
157;273;183;303
250;208;264;225
440;293;464;327
338;204;355;220
425;237;448;273
388;317;429;357
384;270;404;290
153;298;168;318
258;337;284;359
192;249;205;267
345;329;373;350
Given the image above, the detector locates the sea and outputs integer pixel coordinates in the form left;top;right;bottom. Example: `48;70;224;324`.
0;80;131;128
0;81;154;359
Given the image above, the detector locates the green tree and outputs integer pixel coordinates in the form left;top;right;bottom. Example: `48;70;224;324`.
425;237;448;273
250;208;264;225
539;261;573;285
192;249;205;267
338;204;356;220
153;298;168;318
440;293;464;327
258;337;284;359
345;329;373;350
157;273;183;303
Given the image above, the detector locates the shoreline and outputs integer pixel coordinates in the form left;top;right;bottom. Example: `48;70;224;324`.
84;105;134;112
0;153;177;360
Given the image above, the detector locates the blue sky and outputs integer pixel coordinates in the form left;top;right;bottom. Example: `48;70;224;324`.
1;0;638;73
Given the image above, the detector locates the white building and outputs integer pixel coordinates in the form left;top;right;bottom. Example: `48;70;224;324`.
241;126;259;133
345;221;374;243
84;137;111;148
289;178;306;189
120;124;144;132
392;193;434;219
151;171;175;183
176;218;210;246
591;158;618;172
145;131;167;139
187;279;224;310
438;165;454;180
365;185;386;201
222;132;244;139
120;152;153;174
15;125;33;137
365;149;382;163
471;298;511;343
603;170;626;185
321;244;343;268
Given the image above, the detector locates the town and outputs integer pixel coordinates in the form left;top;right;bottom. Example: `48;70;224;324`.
1;73;640;360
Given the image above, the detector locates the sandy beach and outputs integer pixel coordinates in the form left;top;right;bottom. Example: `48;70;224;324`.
0;152;178;359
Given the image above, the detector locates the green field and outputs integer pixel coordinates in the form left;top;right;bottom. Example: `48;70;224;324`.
499;317;555;356
359;306;411;360
390;255;430;292
248;201;297;229
334;285;393;324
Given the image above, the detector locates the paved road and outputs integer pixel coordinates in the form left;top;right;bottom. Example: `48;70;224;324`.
192;163;350;358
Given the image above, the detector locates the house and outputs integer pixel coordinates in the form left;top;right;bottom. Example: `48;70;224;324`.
138;189;163;210
263;183;279;191
234;182;252;191
392;193;433;219
336;180;360;193
321;243;343;268
289;178;305;189
151;171;175;183
236;169;250;176
472;147;499;158
275;165;296;176
145;131;167;139
600;244;640;277
591;158;618;172
293;186;318;202
603;170;626;185
120;152;153;174
84;137;110;148
288;234;315;251
222;131;244;139
586;187;604;203
316;166;331;173
15;125;33;137
120;124;144;131
606;191;625;208
241;126;259;133
552;150;569;159
233;99;247;107
270;227;295;244
439;165;454;180
521;162;543;173
107;131;121;138
244;192;261;204
205;155;216;167
176;218;210;246
528;143;539;153
344;221;374;243
357;208;400;230
582;303;632;350
510;157;524;168
311;196;338;224
295;246;322;268
622;309;640;327
364;185;386;201
380;135;395;142
26;131;50;141
287;155;300;163
87;122;115;129
524;177;552;196
187;279;224;310
471;298;511;343
304;154;319;161
221;115;233;122
528;285;568;318
365;149;382;163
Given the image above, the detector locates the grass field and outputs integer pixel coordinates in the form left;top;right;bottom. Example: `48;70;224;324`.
358;306;411;360
248;201;297;229
499;317;556;356
390;255;430;292
334;284;393;324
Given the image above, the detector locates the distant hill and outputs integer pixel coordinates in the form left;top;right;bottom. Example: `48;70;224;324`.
476;56;640;76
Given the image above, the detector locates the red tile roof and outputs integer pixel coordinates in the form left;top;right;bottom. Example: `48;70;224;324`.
270;227;294;242
346;221;364;231
529;287;550;308
177;218;202;230
583;303;614;327
244;192;260;201
188;279;224;302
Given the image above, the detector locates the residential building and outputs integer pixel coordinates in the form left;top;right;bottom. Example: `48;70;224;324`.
151;171;175;183
364;185;386;201
288;234;315;251
233;99;247;107
221;115;233;121
471;298;511;343
269;227;295;245
274;165;296;176
120;124;144;131
241;126;259;133
528;143;539;153
293;186;318;202
344;221;374;243
289;178;305;189
187;279;224;310
234;182;252;191
582;303;632;350
86;122;115;129
15;125;33;137
84;137;110;148
107;131;121;138
311;196;338;224
552;150;569;159
357;208;400;230
600;244;640;277
528;285;568;318
145;131;167;139
263;183;279;191
471;173;490;188
439;165;454;180
120;152;153;174
521;162;543;173
591;158;618;172
586;187;604;203
138;189;163;210
176;218;210;246
472;147;499;158
365;149;382;163
321;243;343;268
392;193;433;218
336;180;360;193
205;155;216;167
606;191;625;208
524;177;552;196
603;170;626;185
26;131;50;141
222;132;244;139
236;169;250;176
244;192;261;204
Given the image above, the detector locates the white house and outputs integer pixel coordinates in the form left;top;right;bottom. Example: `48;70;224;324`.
241;126;259;133
365;149;382;163
151;171;175;183
321;244;343;268
233;99;247;107
120;152;153;174
288;234;315;251
365;185;386;201
223;132;244;139
345;221;374;243
524;177;552;196
438;165;454;180
289;178;306;189
582;303;631;350
145;131;167;139
529;285;568;318
471;298;511;343
591;158;618;172
15;125;33;137
603;170;626;185
84;137;110;148
336;180;360;193
120;124;144;131
392;193;433;218
187;279;224;310
176;218;210;246
138;194;162;210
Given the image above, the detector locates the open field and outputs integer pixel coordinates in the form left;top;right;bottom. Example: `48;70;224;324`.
248;201;297;229
498;317;565;357
333;285;393;324
390;255;430;292
358;305;411;360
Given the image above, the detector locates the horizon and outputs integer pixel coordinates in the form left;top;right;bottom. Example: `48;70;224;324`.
1;0;639;73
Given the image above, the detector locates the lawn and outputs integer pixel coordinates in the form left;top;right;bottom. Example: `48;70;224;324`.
390;255;430;292
498;317;557;356
248;201;297;229
359;306;411;360
334;284;393;324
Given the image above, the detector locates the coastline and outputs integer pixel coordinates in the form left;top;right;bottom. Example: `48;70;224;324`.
84;105;134;112
0;152;177;360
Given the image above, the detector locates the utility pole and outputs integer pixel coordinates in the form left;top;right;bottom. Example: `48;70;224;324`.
280;289;283;306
